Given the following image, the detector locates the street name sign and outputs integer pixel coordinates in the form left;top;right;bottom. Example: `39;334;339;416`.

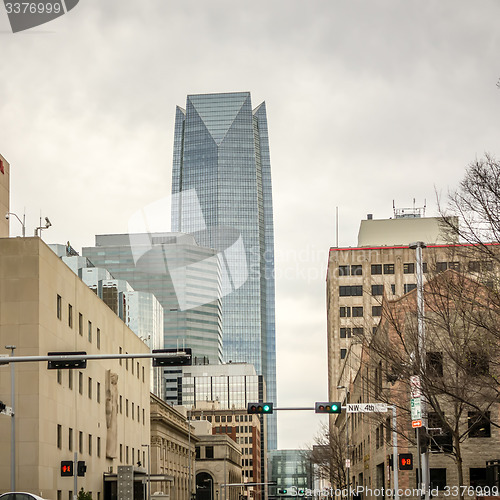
347;403;388;413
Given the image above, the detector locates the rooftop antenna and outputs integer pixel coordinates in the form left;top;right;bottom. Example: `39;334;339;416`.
335;206;339;248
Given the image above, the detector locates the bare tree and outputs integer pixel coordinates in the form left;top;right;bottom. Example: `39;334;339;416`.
306;422;347;489
362;269;500;500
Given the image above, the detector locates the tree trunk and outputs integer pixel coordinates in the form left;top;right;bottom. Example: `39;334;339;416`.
454;432;465;500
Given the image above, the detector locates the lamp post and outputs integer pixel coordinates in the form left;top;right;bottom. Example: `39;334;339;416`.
142;443;151;500
409;241;429;500
337;385;349;498
6;345;16;491
5;212;25;237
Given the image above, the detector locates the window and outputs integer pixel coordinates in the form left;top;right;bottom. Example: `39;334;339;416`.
403;263;415;274
352;327;363;336
404;283;417;294
88;434;92;455
339;285;363;296
468;411;491;438
427;352;443;377
448;262;460;271
132;402;135;420
338;265;350;276
79;372;83;394
57;295;62;320
88;377;92;399
68;304;73;328
57;369;62;385
371;284;384;296
97;328;100;349
436;262;448;272
374;361;383;397
120;444;123;462
391;284;396;294
206;446;214;459
126;399;129;417
467;351;489;375
340;328;351;339
69;428;73;451
430;469;447;490
88;321;92;342
57;424;62;449
78;313;83;336
371;264;382;275
79;431;83;453
119;347;122;366
352;306;363;317
97;382;101;403
340;306;351;317
120;396;122;414
69;370;73;390
383;264;395;274
97;437;101;457
351;265;362;276
470;468;487;488
195;447;200;459
428;412;452;453
372;306;382;317
340;349;347;360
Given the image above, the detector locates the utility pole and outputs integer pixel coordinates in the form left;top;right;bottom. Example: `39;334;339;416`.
410;241;429;500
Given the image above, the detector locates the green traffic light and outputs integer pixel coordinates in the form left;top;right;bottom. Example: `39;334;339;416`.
263;404;271;412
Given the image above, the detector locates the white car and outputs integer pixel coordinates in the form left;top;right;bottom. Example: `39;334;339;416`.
0;493;49;500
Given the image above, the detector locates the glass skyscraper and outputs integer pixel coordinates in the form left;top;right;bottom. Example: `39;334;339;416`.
171;91;277;449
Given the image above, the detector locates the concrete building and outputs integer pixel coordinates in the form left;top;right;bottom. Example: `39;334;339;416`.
327;211;459;401
150;395;197;500
191;418;243;500
0;237;151;498
188;401;262;499
339;272;500;496
0;153;10;238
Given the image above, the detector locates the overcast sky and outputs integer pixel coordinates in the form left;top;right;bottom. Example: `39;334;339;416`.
2;0;500;450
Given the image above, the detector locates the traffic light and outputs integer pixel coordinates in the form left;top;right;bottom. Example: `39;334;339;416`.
247;402;273;414
48;351;87;370
315;402;341;414
152;348;192;366
418;427;431;454
398;453;413;470
60;461;74;476
277;489;288;495
77;460;87;476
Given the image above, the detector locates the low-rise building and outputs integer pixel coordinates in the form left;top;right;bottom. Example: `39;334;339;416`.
0;237;152;498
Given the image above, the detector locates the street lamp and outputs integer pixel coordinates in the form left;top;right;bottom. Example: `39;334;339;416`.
6;345;16;491
203;477;214;500
5;212;25;237
337;385;349;498
142;443;151;500
409;241;429;500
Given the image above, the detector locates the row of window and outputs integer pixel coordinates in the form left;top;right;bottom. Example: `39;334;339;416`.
340;283;417;298
56;294;101;348
338;260;493;277
340;306;382;318
56;424;101;456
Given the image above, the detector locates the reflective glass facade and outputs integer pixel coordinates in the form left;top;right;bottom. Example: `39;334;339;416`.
268;450;313;493
171;92;277;449
82;233;223;366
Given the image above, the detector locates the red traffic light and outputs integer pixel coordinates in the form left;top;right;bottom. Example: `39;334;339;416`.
61;460;74;476
398;453;413;470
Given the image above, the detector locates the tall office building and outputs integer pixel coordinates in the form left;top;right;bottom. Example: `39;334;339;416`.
171;92;277;448
326;208;459;402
